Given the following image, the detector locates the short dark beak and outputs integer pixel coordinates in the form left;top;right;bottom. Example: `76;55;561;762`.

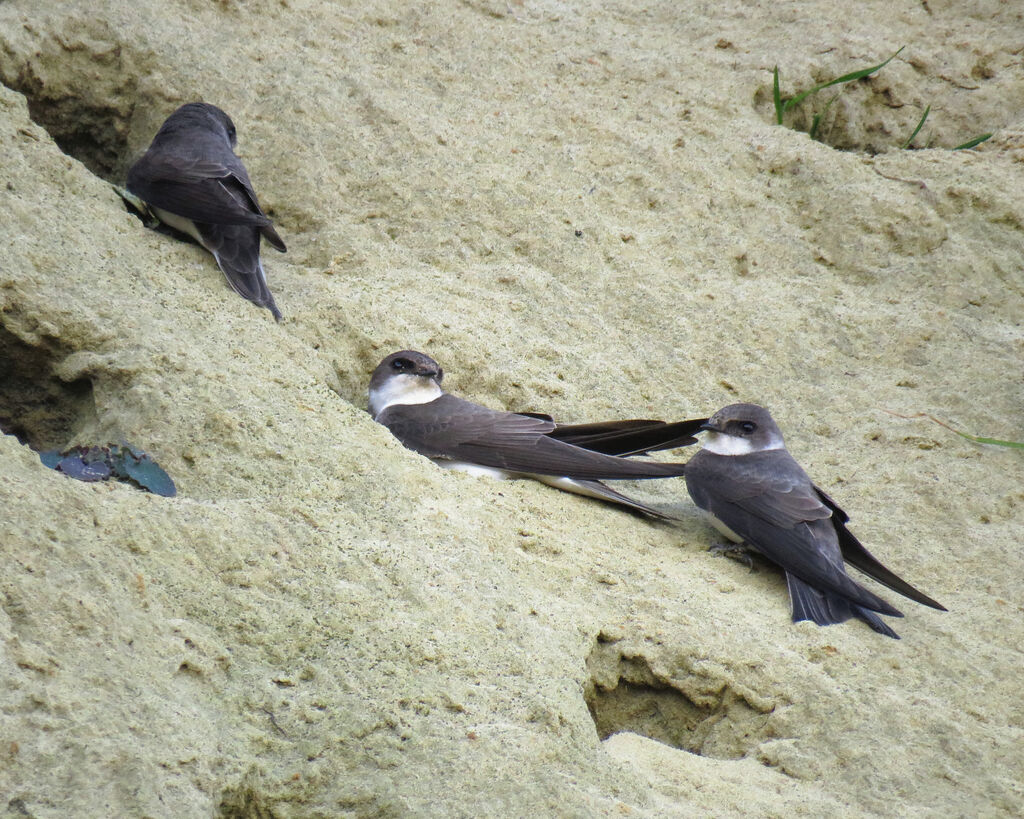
699;421;722;433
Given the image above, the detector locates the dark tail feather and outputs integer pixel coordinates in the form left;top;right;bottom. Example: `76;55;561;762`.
199;222;283;320
260;222;287;252
852;605;901;639
787;573;901;639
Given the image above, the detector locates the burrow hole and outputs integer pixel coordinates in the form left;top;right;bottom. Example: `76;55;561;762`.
0;23;148;182
584;635;774;760
0;324;98;451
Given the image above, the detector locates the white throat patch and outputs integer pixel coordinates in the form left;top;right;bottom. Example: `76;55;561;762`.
702;431;784;456
369;374;443;418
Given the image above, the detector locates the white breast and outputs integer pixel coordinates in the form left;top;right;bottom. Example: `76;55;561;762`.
433;467;611;500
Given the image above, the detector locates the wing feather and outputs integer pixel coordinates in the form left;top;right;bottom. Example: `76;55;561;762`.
550;418;706;456
378;396;688;480
814;487;946;610
787;573;901;638
197;223;282;320
127;138;284;244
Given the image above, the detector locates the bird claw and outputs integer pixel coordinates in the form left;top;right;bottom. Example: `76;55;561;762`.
708;541;756;571
113;185;162;229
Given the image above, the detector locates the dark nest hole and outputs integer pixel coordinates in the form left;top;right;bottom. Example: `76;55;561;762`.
0;34;140;182
0;325;97;451
585;638;773;759
22;93;132;182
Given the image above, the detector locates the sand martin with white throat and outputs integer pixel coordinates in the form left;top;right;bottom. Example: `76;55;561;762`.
685;403;946;638
369;350;706;517
126;102;286;320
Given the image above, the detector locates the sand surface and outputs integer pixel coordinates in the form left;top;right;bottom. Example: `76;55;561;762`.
1;1;1022;815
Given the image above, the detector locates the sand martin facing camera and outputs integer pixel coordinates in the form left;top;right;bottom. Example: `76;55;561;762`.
126;102;286;320
369;350;706;517
685;403;946;638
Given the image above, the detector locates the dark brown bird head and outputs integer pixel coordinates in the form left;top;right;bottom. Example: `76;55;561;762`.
368;350;445;418
699;403;786;455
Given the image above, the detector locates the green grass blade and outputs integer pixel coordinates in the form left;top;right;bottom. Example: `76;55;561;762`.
885;411;1023;448
773;66;783;124
945;427;1022;448
809;112;822;140
953;133;993;150
808;95;841;141
782;46;905;115
902;104;930;149
814;46;906;88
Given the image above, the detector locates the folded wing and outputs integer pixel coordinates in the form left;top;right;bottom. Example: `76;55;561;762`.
378;395;689;480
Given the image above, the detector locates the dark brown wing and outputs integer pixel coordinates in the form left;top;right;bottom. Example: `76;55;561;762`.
377;395;688;480
127;150;269;225
814;486;946;610
686;450;901;616
550;418;707;456
126;130;285;255
689;450;832;527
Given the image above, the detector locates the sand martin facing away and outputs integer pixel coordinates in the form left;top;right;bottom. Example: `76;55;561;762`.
126;102;286;320
685;403;946;638
369;350;706;517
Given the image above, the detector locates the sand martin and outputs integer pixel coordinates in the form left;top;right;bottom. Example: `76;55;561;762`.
126;102;286;320
369;350;705;517
685;403;946;638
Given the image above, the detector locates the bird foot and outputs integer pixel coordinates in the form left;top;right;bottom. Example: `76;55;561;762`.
708;541;756;571
112;185;162;229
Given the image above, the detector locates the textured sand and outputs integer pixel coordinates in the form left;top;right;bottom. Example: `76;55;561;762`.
1;1;1022;816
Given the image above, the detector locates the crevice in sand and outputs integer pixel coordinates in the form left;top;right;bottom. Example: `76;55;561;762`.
0;322;98;451
584;635;776;760
0;25;143;181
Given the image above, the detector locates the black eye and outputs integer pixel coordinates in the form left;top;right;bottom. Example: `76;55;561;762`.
740;421;756;434
391;358;410;371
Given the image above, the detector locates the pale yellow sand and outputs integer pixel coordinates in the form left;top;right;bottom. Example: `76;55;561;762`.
0;1;1021;815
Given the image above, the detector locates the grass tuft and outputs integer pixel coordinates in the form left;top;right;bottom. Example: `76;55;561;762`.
776;47;905;123
773;48;993;151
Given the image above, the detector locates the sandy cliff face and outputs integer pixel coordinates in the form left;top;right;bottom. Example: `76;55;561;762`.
0;1;1021;815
